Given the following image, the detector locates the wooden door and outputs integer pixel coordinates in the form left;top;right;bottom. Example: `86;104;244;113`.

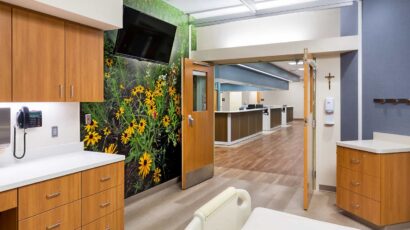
0;3;11;101
182;59;214;189
66;22;104;102
303;50;316;210
12;8;65;102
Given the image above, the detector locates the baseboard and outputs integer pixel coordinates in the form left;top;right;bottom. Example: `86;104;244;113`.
319;184;336;192
125;177;180;206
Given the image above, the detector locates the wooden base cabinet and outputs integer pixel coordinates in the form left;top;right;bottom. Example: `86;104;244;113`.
0;162;124;230
337;146;410;226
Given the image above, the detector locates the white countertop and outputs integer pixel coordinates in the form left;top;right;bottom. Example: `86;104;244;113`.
337;140;410;154
0;151;124;192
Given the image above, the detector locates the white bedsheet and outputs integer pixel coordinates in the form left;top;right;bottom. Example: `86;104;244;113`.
241;208;358;230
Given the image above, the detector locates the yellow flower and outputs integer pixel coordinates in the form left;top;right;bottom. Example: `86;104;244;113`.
115;107;125;120
145;93;155;105
105;58;113;67
124;97;133;105
162;115;170;127
137;119;147;135
131;85;144;96
126;119;137;135
153;168;161;183
120;84;125;90
145;90;152;98
103;127;111;136
85;119;98;132
177;129;182;143
173;94;181;105
153;88;163;97
83;131;101;146
138;152;152;179
147;104;157;118
168;87;176;96
121;131;131;144
104;144;117;154
156;79;165;87
175;106;181;115
104;72;111;78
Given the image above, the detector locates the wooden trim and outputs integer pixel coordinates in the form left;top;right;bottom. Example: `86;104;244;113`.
0;189;17;212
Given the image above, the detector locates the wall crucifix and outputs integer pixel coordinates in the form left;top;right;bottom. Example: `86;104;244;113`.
325;73;335;90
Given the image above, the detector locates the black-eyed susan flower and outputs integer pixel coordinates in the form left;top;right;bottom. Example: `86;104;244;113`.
104;72;111;78
138;152;152;179
126;119;137;135
124;97;133;105
120;84;125;90
131;85;144;96
156;79;165;88
173;94;181;105
147;104;157;118
103;127;111;136
115;107;125;120
153;167;161;183
121;130;131;144
162;115;170;127
168;86;176;97
104;143;117;154
83;131;101;146
175;106;181;115
85;119;98;132
145;93;155;106
105;58;113;67
137;119;147;135
153;88;163;97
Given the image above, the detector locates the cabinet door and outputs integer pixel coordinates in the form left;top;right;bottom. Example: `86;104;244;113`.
66;22;104;102
0;3;11;101
12;8;65;102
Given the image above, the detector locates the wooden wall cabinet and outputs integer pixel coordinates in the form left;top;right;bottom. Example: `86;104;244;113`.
336;146;410;226
66;22;104;102
0;4;12;102
0;3;104;102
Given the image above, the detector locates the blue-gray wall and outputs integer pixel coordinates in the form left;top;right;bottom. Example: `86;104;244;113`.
340;2;358;141
362;0;410;139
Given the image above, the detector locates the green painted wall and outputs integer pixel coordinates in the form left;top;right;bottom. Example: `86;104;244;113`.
80;0;192;198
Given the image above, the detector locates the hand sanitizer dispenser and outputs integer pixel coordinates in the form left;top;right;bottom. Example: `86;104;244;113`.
325;97;335;126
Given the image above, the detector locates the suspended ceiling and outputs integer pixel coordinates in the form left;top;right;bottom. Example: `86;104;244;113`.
165;0;354;26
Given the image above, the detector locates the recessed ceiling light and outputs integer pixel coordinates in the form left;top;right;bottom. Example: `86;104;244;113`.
191;5;250;19
255;0;318;10
289;60;303;65
298;68;304;71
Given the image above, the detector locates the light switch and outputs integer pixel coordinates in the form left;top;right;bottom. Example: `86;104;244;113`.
52;126;58;138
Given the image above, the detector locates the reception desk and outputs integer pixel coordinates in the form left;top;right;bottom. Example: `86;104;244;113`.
215;109;263;145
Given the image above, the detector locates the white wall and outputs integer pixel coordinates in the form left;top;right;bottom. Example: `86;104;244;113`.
0;0;122;30
261;82;304;119
242;91;257;105
197;8;340;50
315;55;341;187
0;103;80;161
229;92;243;111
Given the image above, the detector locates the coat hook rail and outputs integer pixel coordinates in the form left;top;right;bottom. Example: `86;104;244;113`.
374;98;410;105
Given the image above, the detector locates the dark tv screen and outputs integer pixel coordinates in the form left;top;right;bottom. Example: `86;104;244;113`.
114;6;177;64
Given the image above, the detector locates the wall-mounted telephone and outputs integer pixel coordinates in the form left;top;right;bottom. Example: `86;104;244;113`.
16;107;42;129
13;107;42;159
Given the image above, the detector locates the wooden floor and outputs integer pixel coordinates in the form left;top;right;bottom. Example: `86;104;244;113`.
125;120;410;230
215;120;304;187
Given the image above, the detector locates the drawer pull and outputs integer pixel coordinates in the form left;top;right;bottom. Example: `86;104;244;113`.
46;192;61;199
351;203;360;209
350;158;361;164
100;176;111;182
100;202;111;208
105;225;111;230
46;222;61;230
351;181;361;186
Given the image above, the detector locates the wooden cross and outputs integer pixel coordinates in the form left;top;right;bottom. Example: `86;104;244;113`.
325;73;335;90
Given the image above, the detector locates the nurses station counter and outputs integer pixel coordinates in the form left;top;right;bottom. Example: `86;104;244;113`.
215;109;264;146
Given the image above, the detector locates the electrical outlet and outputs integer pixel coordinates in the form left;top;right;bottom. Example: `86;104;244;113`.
51;126;58;138
85;114;92;125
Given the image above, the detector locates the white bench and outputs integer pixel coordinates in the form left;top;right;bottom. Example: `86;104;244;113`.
186;187;358;230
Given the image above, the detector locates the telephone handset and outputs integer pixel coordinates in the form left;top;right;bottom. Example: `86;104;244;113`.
13;107;42;159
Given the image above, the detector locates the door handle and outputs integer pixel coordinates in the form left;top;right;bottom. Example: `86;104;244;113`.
188;115;194;127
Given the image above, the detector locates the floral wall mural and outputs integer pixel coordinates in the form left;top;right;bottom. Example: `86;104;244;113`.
80;0;192;198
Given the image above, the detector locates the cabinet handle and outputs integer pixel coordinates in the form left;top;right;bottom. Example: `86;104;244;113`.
105;225;111;230
351;181;361;186
46;192;61;199
351;203;360;209
100;201;111;208
46;222;61;230
350;158;361;164
59;84;63;99
100;176;111;182
70;85;74;98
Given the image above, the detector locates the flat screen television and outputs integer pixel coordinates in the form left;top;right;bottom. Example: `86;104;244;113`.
114;6;177;64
